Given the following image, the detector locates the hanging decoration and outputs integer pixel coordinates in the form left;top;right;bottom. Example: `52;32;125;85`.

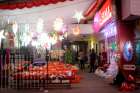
0;29;5;45
53;17;64;32
0;29;5;39
0;0;73;10
36;18;44;33
73;10;85;23
72;25;80;36
12;21;18;35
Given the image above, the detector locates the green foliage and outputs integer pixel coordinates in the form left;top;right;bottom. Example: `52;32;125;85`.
64;49;72;64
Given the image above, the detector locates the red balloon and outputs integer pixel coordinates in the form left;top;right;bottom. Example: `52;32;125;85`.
26;2;34;8
17;3;26;9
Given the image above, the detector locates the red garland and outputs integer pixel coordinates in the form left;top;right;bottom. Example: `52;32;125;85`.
26;2;34;8
0;0;71;10
17;3;26;9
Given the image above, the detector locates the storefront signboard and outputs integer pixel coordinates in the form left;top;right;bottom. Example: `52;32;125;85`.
123;65;136;71
101;22;117;38
93;0;113;32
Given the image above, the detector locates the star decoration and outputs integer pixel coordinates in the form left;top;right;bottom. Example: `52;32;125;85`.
73;11;85;23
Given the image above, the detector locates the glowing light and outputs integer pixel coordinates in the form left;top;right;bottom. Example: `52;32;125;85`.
91;40;94;49
101;22;117;38
25;24;30;32
62;25;67;33
72;25;80;35
38;33;48;46
73;10;85;23
127;41;132;49
50;35;57;45
31;40;38;47
53;17;64;31
93;0;112;32
0;30;5;45
64;32;68;38
0;30;5;39
36;18;44;33
100;6;112;25
22;33;31;46
59;36;64;41
12;21;18;34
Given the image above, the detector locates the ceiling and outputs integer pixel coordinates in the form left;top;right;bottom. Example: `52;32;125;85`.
0;0;94;28
0;0;104;41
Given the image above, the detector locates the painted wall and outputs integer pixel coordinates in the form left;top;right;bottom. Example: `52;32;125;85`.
122;0;140;20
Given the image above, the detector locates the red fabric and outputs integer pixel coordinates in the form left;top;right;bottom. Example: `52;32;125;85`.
0;0;70;10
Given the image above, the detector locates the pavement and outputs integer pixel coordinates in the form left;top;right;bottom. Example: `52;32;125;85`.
0;71;140;93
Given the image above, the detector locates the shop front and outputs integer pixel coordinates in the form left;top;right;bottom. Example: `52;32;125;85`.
93;0;137;91
93;0;119;65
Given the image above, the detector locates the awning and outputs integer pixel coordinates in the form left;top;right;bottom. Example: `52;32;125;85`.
84;0;104;20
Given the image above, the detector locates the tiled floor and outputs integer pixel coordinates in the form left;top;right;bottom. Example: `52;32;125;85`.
0;71;140;93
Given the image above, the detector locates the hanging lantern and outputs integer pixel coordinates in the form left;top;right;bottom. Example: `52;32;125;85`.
72;25;80;35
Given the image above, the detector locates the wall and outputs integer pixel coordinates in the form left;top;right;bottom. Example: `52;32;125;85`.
135;28;140;39
121;0;140;20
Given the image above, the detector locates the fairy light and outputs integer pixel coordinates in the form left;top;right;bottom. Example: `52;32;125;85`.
53;17;64;31
36;18;44;33
0;30;5;43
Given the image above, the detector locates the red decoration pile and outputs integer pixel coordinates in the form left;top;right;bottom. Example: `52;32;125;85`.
12;61;81;83
119;74;136;91
119;82;135;91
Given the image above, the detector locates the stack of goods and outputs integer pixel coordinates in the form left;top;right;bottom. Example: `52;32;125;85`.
11;62;80;84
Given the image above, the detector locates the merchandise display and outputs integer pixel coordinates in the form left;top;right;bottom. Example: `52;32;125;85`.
10;61;80;88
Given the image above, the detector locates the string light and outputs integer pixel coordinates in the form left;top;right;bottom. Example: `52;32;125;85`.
0;29;5;44
12;21;18;35
53;17;64;31
36;18;44;33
